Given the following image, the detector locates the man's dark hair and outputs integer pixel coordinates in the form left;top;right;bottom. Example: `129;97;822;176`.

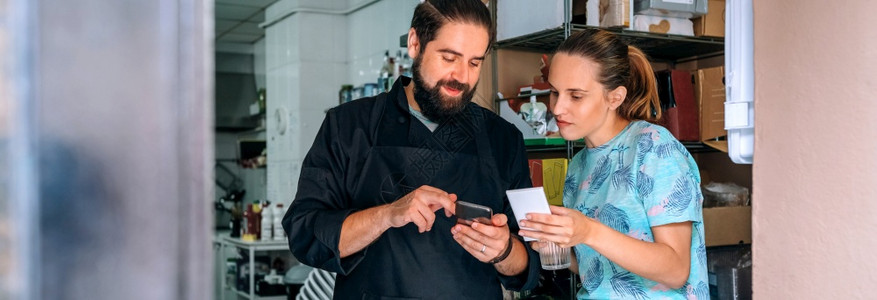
410;0;495;52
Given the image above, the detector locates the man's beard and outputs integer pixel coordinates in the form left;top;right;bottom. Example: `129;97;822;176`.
411;56;477;123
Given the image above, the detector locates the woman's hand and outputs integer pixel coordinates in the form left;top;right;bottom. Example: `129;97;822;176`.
518;205;595;248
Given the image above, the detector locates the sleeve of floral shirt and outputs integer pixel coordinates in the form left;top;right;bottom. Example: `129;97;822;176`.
637;128;703;227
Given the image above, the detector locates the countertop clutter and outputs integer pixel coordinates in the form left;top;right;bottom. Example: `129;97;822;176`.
215;200;300;300
215;232;304;300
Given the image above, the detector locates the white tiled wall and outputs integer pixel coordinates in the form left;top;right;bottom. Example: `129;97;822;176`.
264;0;420;206
254;37;267;90
348;0;419;86
299;14;348;62
299;61;347;111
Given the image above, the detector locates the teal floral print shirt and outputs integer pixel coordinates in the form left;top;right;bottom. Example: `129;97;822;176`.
563;121;709;300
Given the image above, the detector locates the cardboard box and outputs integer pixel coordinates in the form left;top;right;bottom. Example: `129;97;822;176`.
528;159;544;187
695;66;727;151
632;15;694;36
635;0;708;18
541;158;568;206
693;0;725;37
496;50;547;100
657;69;700;142
703;206;751;247
600;0;630;28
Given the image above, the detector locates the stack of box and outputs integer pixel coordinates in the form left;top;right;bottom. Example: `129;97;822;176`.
692;0;725;37
632;0;707;35
528;158;568;206
635;0;708;18
695;66;728;151
655;66;728;151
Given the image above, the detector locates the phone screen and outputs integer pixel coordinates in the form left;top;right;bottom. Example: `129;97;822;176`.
455;200;493;225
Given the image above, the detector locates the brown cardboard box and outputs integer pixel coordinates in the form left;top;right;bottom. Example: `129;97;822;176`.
657;69;700;142
528;159;544;187
496;50;548;100
693;0;725;37
600;0;630;28
703;206;751;246
541;158;568;206
695;66;727;151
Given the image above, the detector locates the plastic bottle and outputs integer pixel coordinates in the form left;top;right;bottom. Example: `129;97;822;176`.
241;204;250;240
261;201;273;241
273;203;285;240
255;202;263;240
401;53;412;77
339;84;353;104
521;95;548;135
246;201;261;240
241;203;256;241
395;50;403;79
379;50;394;91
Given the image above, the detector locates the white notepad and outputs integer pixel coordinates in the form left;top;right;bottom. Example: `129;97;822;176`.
505;187;552;241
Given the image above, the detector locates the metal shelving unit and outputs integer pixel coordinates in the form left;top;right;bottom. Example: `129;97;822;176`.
496;91;551;102
491;3;727;297
496;24;724;62
219;236;290;300
495;23;725;154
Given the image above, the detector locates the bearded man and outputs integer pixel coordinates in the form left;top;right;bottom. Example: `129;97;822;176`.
282;1;539;298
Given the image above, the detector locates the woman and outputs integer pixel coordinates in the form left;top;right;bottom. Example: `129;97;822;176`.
518;28;709;299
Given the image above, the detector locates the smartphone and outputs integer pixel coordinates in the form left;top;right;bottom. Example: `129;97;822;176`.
455;200;493;225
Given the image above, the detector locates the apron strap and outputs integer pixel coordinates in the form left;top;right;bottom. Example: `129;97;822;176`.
471;108;505;199
369;92;388;142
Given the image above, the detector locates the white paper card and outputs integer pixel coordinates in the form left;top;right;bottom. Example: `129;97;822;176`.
506;187;552;241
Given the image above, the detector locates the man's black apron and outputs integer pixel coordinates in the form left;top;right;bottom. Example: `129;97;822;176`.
335;92;509;300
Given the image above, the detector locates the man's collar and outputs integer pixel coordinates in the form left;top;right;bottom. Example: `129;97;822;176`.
391;75;412;112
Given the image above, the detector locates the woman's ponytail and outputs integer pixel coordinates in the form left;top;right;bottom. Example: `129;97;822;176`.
555;29;661;122
619;46;661;122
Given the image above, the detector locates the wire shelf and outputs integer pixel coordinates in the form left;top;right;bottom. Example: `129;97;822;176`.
496;24;724;62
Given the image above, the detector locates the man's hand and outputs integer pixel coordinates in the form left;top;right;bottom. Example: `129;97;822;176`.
383;185;457;233
451;213;511;263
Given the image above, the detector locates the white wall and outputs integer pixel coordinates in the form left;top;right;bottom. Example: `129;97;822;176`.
753;0;877;298
264;0;349;207
263;0;418;207
254;37;267;90
347;0;419;86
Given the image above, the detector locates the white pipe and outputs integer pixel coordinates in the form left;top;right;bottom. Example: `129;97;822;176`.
259;0;382;29
724;0;754;164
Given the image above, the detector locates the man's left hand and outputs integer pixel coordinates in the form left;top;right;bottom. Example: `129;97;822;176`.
451;213;511;263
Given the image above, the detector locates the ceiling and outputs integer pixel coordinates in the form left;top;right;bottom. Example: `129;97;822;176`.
215;0;279;44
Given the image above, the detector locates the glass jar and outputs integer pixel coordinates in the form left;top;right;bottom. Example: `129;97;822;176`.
351;86;363;101
338;84;353;104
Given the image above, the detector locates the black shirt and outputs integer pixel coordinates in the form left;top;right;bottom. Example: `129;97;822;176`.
283;76;539;299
